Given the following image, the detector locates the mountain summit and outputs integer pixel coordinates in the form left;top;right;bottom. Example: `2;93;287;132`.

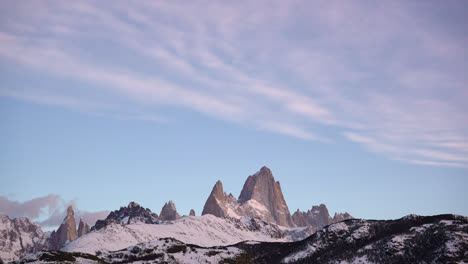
202;166;295;227
238;166;295;227
202;166;353;229
49;205;78;250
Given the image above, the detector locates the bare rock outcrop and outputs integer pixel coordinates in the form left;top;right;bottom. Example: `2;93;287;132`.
159;201;181;221
333;212;353;222
189;209;196;216
0;215;48;262
201;180;237;218
292;204;353;229
92;201;157;230
238;166;295;227
77;218;90;237
49;205;78;250
202;166;295;227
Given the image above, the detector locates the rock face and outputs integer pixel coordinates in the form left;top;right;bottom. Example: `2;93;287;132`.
333;212;353;222
77;218;90;237
238;166;295;227
202;166;353;229
292;204;353;229
189;209;196;216
49;205;78;250
93;202;157;230
202;166;295;227
0;215;48;263
159;201;181;221
201;180;237;218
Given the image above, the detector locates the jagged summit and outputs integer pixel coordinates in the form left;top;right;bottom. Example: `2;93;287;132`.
93;201;157;230
292;204;353;228
77;218;90;237
202;180;237;218
159;200;181;221
202;166;295;227
201;166;353;229
49;205;78;250
0;215;48;262
238;166;294;227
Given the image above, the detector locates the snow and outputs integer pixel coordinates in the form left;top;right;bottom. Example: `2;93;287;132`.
282;243;317;263
410;223;433;232
244;199;269;213
338;255;374;263
100;238;242;264
120;216;129;224
347;223;370;242
63;214;288;254
328;221;349;233
439;220;454;225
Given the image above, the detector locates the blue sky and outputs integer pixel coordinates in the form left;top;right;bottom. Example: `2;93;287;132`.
0;1;467;228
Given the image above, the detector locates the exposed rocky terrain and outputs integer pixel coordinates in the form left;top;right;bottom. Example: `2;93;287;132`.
93;201;157;230
202;166;352;230
292;204;353;228
189;209;195;216
48;206;78;250
159;201;181;221
0;215;48;263
77;218;90;238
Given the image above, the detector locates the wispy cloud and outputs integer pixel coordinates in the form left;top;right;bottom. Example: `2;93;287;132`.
0;1;466;168
0;195;109;227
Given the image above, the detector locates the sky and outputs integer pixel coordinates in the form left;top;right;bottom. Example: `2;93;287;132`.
0;1;467;229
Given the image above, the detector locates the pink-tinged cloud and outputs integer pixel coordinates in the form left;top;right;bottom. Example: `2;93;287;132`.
0;1;466;168
0;195;109;227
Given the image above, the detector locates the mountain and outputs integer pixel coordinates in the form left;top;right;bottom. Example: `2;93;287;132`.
0;215;49;263
201;180;236;218
77;218;90;237
159;200;181;221
49;205;78;250
61;214;310;255
292;204;353;229
238;166;295;227
189;209;195;216
333;212;353;222
17;214;468;264
202;166;295;227
93;202;156;230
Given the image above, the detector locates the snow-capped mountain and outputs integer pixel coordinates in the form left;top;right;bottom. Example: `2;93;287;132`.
93;201;157;230
202;166;352;230
0;215;49;263
61;213;312;255
201;166;297;227
16;214;468;264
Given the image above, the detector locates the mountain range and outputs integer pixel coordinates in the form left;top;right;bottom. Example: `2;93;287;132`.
1;166;466;263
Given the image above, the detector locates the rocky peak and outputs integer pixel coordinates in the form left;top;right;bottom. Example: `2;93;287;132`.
293;204;353;229
93;201;157;230
237;166;295;227
202;180;237;218
77;218;90;237
159;200;181;221
189;209;196;216
333;212;353;222
0;215;48;263
49;205;78;250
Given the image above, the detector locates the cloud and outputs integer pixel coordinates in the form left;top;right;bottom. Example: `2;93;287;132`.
0;194;62;219
0;195;109;227
0;1;466;168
